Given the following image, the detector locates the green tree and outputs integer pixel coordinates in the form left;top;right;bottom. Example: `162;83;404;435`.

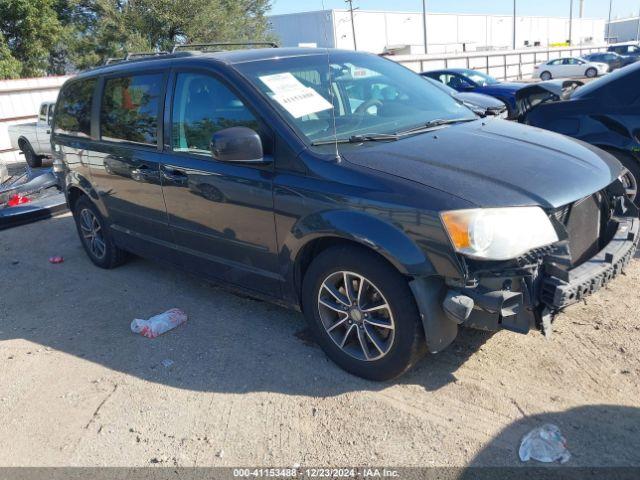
0;0;64;77
1;0;275;76
0;33;21;79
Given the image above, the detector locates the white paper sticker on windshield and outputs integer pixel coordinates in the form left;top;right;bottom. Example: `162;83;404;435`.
259;72;333;118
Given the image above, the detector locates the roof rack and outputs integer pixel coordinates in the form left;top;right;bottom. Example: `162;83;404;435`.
104;51;169;65
171;41;278;54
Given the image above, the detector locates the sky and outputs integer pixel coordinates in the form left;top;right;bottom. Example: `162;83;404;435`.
269;0;640;20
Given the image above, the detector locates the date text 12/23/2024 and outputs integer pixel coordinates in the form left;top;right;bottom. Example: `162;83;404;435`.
233;468;400;478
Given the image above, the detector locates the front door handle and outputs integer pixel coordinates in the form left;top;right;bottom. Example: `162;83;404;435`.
161;165;188;185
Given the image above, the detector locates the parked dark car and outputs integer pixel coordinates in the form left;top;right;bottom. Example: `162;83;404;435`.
583;52;636;71
517;61;640;207
608;42;640;60
422;76;508;117
422;68;527;117
52;46;639;381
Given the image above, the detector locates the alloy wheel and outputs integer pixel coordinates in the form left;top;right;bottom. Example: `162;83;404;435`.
79;208;106;259
317;271;395;361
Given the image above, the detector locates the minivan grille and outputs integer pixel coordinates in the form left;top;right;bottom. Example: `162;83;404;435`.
549;192;611;267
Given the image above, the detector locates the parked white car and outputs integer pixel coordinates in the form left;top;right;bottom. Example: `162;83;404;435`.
8;101;56;168
533;57;609;80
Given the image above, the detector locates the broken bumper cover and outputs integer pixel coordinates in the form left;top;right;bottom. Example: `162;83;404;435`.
541;217;639;309
410;217;639;354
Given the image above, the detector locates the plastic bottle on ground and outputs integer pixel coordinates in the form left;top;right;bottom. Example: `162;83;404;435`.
131;308;188;339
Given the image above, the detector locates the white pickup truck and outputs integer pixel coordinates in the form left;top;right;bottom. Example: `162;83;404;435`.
8;101;56;168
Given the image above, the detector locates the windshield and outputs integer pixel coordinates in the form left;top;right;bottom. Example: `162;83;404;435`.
235;51;475;145
462;70;499;86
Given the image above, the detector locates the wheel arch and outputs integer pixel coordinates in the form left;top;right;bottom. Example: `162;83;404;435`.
17;136;32;151
65;180;108;218
286;210;437;307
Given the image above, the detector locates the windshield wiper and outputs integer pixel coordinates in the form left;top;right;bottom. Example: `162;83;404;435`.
310;118;476;146
311;133;399;146
395;117;477;136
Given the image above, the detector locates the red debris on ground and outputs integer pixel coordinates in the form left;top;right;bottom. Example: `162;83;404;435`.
48;256;64;264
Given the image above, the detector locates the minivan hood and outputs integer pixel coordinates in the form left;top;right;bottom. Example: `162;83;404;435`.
341;120;622;209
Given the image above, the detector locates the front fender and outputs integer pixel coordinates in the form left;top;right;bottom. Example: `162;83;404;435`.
287;209;437;277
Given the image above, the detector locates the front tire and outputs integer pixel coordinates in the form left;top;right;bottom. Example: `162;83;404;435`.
73;196;128;269
585;67;598;78
20;141;42;168
301;245;426;381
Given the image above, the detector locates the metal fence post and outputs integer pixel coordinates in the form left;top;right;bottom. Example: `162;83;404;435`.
503;54;508;81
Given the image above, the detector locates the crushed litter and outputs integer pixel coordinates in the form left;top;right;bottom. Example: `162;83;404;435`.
48;256;64;264
131;308;187;339
519;424;570;464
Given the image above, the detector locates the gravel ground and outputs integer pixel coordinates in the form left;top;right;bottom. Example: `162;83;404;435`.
1;213;639;467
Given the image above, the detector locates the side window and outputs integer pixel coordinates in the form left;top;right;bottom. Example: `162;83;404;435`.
100;74;163;146
39;104;47;122
445;74;472;90
53;78;96;138
549;59;562;65
171;73;259;154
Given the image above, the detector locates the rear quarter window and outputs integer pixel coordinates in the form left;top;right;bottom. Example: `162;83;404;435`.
100;73;164;147
54;78;97;137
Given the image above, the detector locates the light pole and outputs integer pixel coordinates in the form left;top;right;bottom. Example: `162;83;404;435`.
513;0;517;50
636;5;640;42
345;0;357;50
568;0;573;45
606;0;613;43
422;0;428;54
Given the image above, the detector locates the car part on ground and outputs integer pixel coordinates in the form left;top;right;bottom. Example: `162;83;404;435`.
53;47;638;380
0;166;66;230
518;61;640;207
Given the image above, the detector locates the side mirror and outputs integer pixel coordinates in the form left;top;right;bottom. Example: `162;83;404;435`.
210;126;266;163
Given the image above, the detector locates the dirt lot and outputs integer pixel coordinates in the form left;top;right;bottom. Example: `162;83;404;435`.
1;213;639;467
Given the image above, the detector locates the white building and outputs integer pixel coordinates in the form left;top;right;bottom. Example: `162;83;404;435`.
269;9;606;54
606;17;640;43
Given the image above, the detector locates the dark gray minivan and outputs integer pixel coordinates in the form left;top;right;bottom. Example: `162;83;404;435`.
52;46;639;380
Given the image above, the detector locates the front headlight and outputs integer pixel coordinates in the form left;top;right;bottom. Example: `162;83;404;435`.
440;207;559;260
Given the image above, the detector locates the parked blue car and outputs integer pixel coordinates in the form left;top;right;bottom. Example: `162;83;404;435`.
422;68;527;118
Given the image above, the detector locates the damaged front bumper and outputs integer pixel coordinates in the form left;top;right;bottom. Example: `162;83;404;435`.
410;206;639;354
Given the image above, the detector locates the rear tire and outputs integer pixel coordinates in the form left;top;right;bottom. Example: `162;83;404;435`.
585;67;598;78
301;245;426;381
20;141;42;168
540;71;552;81
73;196;128;269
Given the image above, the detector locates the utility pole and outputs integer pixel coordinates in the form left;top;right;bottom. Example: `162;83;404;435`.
513;0;517;50
569;0;573;45
579;0;584;18
422;0;428;54
606;0;613;43
636;5;640;42
345;0;358;50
